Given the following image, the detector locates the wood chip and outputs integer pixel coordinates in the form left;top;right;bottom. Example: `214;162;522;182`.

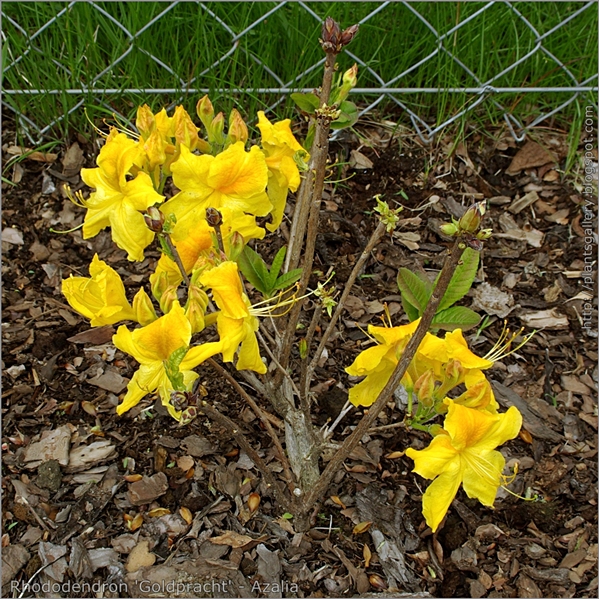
506;141;557;174
127;472;168;506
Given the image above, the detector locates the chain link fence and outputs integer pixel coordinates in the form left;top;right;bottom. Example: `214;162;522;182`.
3;0;598;144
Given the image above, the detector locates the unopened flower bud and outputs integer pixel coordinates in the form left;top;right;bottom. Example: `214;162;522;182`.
227;108;249;145
339;24;359;47
227;231;245;262
144;206;165;233
159;284;179;314
476;228;492;240
136;104;155;139
185;285;209;333
151;271;170;302
439;221;459;237
444;359;465;385
334;63;359;103
414;370;436;407
321;17;341;52
143;130;168;171
343;63;358;88
196;95;214;128
459;201;487;233
173;105;200;150
209;112;225;145
205;207;223;228
132;288;158;326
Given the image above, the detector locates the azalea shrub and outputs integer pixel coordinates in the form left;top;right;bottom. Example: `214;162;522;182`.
61;17;533;534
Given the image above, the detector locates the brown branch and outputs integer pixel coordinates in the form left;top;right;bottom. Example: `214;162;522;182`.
304;220;387;398
207;358;297;495
299;303;323;409
302;240;466;512
163;234;190;287
285;50;338;274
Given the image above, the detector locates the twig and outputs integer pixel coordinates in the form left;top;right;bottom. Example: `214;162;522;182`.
207;358;297;493
163;234;190;287
323;399;354;440
305;220;387;397
285;50;338;274
303;240;466;512
256;329;301;402
198;399;295;514
299;303;323;409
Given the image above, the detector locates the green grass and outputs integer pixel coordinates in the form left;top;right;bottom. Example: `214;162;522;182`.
2;1;597;143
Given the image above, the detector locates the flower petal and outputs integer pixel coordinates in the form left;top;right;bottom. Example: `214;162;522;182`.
421;463;463;532
462;448;505;506
200;261;248;320
406;434;458;480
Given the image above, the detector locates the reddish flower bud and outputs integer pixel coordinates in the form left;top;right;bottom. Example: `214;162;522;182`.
144;205;165;232
321;17;341;52
205;207;223;228
339;24;359;47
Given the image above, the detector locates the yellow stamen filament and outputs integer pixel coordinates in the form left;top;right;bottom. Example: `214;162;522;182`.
461;451;539;503
484;321;535;363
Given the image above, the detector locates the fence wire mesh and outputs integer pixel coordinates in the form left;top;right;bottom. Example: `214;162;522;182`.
2;0;598;144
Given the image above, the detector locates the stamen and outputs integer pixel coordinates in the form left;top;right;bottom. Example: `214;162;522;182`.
484;321;535;363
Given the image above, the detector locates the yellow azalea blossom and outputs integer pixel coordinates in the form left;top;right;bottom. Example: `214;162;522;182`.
199;261;266;374
346;320;422;407
80;131;164;261
150;205;265;295
257;111;307;231
62;254;156;326
405;400;522;532
346;322;502;408
113;302;222;420
163;142;271;242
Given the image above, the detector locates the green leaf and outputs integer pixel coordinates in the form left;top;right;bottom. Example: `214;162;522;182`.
291;92;320;114
432;306;481;331
164;346;188;391
436;247;479;312
238;245;270;295
397;268;432;313
273;268;303;291
401;296;421;322
330;100;359;130
266;246;287;289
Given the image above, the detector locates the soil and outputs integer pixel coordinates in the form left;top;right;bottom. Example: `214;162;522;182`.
2;116;598;598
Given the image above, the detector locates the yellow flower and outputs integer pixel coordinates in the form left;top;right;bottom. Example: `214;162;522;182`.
345;320;420;407
80;131;164;261
163;142;271;242
257;111;307;231
405;400;522;532
62;254;156;326
199;261;266;374
150;204;265;296
113;302;222;420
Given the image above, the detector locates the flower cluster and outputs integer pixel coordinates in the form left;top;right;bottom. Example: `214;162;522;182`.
62;99;308;420
346;320;526;532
